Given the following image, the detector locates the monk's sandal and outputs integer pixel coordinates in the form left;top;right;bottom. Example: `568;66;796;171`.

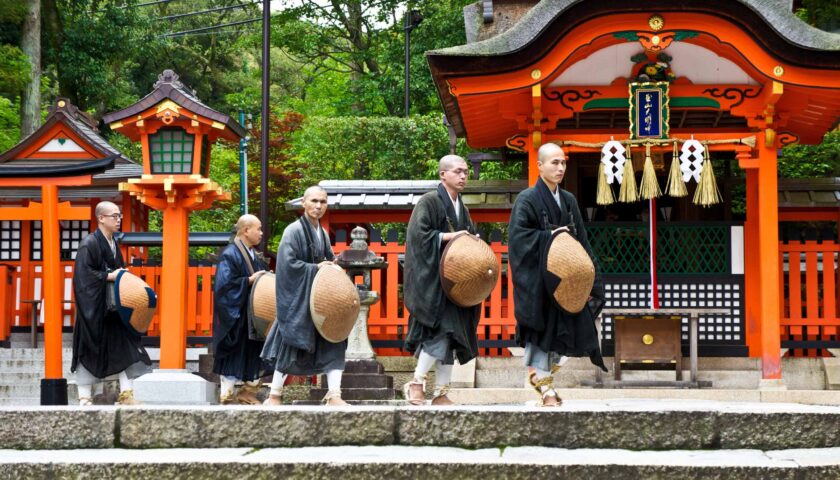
116;389;140;406
431;384;454;406
403;377;426;406
529;374;562;407
323;391;349;406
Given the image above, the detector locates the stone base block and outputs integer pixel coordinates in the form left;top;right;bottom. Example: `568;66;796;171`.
133;369;217;405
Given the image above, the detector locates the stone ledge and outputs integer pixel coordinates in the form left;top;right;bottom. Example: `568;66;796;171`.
2;446;839;480
0;408;115;449
4;401;840;451
119;407;395;448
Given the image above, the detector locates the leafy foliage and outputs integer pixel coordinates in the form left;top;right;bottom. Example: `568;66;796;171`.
778;131;840;178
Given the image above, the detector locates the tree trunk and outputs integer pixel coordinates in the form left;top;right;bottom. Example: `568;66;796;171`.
20;0;41;138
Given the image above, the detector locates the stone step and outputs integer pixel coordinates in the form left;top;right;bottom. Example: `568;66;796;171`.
449;387;840;406
0;348;73;359
0;397;39;406
344;359;385;374
318;373;393;389
309;387;396;401
3;446;840;478
0;384;40;397
0;372;43;384
4;400;839;451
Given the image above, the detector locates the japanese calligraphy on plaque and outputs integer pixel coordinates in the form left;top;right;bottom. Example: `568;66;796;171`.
629;82;670;140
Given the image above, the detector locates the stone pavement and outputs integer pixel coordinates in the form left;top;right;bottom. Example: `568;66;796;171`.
3;446;840;479
3;400;840;478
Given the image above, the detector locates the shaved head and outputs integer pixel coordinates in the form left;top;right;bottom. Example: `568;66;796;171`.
439;154;466;173
234;214;260;234
537;142;565;164
94;201;119;218
303;185;327;201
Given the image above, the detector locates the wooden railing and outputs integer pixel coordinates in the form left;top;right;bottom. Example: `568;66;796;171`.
4;237;836;358
779;240;840;355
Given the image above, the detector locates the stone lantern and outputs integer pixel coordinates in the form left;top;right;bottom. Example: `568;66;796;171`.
103;70;246;404
310;226;394;402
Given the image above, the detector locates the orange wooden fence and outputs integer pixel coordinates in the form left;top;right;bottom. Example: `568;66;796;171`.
4;238;837;357
779;240;840;356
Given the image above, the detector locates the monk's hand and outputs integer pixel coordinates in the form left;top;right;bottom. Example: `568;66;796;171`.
248;272;261;285
317;260;333;270
106;269;126;281
442;230;469;242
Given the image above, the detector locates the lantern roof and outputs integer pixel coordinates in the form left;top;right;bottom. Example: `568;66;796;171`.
103;69;246;140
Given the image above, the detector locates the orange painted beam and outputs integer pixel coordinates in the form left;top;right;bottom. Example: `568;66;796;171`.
41;185;63;379
756;131;782;379
0;176;93;187
158;205;189;369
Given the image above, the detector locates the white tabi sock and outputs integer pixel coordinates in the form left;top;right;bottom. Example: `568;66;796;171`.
434;362;453;396
325;369;342;395
220;375;237;398
77;384;93;401
413;350;437;382
270;371;287;397
118;371;133;392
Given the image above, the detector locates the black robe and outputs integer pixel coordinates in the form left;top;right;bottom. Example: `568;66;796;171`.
71;229;151;379
508;178;607;371
212;242;267;381
404;183;481;364
261;216;345;375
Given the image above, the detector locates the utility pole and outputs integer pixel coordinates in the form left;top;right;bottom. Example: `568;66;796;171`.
403;9;423;117
259;0;270;251
238;111;249;215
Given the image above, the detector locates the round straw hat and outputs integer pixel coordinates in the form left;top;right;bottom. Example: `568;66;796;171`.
248;271;276;339
112;270;157;336
310;264;360;343
439;232;499;307
542;229;595;314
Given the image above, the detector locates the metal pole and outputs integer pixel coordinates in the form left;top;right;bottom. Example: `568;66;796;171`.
259;0;270;250
239;111;248;215
404;10;410;118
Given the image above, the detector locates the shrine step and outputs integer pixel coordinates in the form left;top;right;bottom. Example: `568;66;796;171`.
309;387;396;401
4;400;839;451
318;373;394;389
3;446;839;479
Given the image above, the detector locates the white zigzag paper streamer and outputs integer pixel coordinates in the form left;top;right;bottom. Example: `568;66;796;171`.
680;139;705;183
601;140;626;185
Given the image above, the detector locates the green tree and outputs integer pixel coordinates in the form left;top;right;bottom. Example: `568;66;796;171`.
778;130;840;178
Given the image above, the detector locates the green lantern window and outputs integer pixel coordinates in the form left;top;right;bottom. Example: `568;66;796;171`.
149;127;195;174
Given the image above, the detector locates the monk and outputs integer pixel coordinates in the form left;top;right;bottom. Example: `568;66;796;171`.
403;155;480;406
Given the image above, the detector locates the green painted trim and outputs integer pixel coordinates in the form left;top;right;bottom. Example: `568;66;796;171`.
583;97;720;110
671;97;720;108
583;98;627;110
613;31;639;42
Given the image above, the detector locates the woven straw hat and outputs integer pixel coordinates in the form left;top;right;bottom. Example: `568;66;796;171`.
113;270;157;336
542;229;595;314
309;264;360;343
440;233;499;307
248;271;276;339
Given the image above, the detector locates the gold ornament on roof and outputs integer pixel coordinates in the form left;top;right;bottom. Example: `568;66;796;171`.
649;15;665;31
